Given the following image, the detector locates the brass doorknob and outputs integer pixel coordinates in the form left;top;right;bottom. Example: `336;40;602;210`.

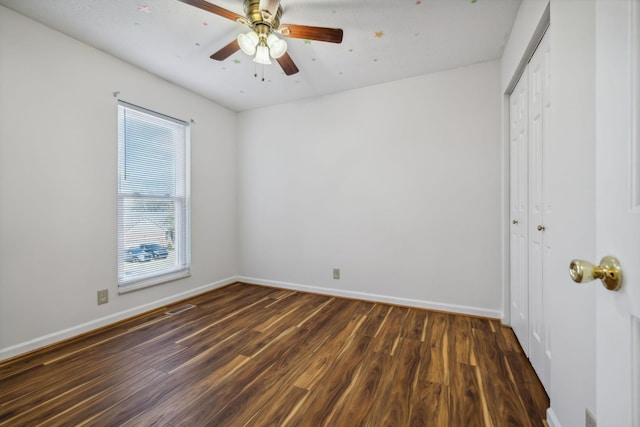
537;225;545;231
569;256;622;291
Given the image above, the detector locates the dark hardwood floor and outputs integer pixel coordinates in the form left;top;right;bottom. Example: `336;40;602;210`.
0;283;549;426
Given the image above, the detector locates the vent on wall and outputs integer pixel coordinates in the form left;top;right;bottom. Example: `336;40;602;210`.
165;304;196;316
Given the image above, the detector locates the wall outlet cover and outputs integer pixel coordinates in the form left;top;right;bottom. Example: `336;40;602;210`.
97;289;109;305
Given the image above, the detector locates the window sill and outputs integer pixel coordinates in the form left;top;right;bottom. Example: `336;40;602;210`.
118;269;191;294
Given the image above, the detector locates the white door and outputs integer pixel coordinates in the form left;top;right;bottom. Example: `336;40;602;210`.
510;71;529;355
527;31;551;391
594;0;640;425
509;30;551;392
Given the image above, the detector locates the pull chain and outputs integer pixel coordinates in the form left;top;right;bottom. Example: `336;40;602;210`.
252;62;267;82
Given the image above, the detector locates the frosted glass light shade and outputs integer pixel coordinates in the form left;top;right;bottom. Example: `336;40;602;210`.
254;44;272;64
266;34;287;59
238;31;259;55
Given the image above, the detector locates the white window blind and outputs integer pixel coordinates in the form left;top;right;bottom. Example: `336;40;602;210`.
117;101;190;290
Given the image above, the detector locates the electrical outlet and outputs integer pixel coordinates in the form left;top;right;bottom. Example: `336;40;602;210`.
333;268;340;280
97;289;109;305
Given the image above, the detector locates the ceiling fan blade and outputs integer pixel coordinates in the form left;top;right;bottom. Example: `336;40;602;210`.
276;53;299;76
279;24;343;44
259;0;280;17
210;39;240;61
177;0;245;23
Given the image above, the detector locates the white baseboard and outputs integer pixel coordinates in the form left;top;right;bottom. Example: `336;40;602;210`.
0;276;238;362
238;276;503;319
2;276;503;362
546;407;561;427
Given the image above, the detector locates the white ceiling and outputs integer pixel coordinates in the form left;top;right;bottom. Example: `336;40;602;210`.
0;0;521;112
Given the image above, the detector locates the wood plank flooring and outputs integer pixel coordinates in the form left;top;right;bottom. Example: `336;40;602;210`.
0;283;549;426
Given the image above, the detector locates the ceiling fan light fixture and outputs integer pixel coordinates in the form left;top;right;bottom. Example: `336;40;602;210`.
189;0;343;77
237;31;259;55
254;44;272;64
266;33;287;58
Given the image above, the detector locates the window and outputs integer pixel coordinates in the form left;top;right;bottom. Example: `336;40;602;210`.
117;101;190;291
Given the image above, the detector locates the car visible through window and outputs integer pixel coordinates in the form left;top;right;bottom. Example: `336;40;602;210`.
125;248;153;263
139;244;169;259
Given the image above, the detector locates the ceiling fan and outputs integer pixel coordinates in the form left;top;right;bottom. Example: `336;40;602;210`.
178;0;344;76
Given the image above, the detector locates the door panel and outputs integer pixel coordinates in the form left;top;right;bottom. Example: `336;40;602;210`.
528;32;551;391
542;38;552;374
510;71;529;355
595;0;640;424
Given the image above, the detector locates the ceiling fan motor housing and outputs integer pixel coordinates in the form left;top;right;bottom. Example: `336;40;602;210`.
244;0;282;33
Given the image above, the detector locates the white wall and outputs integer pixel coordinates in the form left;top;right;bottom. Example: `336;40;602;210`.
0;6;238;360
501;1;597;426
238;60;503;318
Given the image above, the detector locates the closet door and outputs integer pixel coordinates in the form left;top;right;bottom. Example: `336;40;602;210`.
509;71;529;355
509;30;551;392
527;32;551;390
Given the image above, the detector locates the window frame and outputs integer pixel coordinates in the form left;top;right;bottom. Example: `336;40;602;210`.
116;101;191;292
